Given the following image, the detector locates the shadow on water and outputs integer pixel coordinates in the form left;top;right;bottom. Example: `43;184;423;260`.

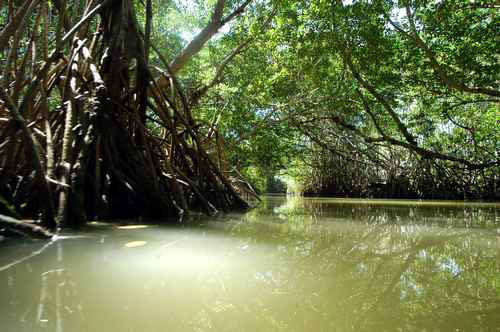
0;196;499;331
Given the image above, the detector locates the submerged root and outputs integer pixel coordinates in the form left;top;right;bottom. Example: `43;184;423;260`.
0;214;54;239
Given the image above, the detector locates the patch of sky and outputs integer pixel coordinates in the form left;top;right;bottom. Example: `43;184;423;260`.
400;273;424;299
356;262;367;273
180;24;232;42
439;257;463;277
255;107;278;120
254;271;279;286
436;122;454;135
176;0;233;42
418;249;428;259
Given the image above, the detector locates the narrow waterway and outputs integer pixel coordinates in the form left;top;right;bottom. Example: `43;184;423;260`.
1;196;499;331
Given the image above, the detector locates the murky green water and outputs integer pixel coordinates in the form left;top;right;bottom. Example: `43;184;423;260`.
1;196;499;331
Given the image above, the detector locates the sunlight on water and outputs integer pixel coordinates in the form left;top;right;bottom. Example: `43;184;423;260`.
117;225;151;230
0;196;499;331
123;241;148;248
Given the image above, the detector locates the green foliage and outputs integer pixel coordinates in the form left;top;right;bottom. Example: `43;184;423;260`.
193;0;499;198
5;0;495;202
105;0;500;198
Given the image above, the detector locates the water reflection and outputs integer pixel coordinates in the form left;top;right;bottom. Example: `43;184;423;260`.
124;241;147;248
0;197;499;331
116;225;151;230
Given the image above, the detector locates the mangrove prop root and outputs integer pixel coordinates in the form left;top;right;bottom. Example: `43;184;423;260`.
0;214;54;239
0;0;252;228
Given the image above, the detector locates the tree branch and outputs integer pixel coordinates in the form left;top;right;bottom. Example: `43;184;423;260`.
392;5;500;98
168;0;253;75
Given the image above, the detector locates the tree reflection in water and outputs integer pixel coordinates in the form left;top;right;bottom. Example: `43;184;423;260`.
233;197;500;331
0;196;498;332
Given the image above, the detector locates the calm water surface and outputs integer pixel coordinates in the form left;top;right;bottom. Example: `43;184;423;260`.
1;196;499;331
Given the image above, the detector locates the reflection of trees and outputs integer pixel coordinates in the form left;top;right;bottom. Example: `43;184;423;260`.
1;241;74;331
232;197;500;331
0;197;498;331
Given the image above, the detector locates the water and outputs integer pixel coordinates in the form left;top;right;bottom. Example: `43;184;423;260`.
1;196;499;332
